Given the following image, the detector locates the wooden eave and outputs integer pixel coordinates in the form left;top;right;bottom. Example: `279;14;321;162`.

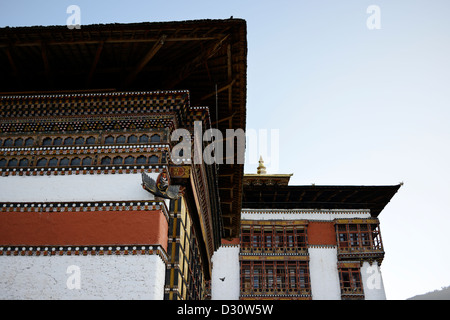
242;184;402;217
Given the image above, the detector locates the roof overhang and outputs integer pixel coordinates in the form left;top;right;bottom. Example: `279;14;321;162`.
242;184;402;217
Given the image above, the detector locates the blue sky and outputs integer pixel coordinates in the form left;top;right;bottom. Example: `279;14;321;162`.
1;0;450;300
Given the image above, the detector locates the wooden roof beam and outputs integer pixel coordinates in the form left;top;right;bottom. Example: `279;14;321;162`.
85;41;104;87
200;79;235;101
4;47;21;86
163;34;230;89
122;34;167;87
0;35;223;48
40;42;52;87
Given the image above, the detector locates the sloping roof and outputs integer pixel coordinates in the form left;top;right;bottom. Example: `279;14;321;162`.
0;19;247;238
242;184;401;217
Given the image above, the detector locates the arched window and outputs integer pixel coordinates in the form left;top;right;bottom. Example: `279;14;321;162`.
7;158;18;167
19;158;29;167
124;156;135;165
25;138;34;146
113;156;123;165
82;157;92;166
42;138;52;146
136;155;146;164
64;137;73;145
148;155;159;164
139;135;149;143
70;157;81;166
49;158;58;166
104;136;114;144
53;137;62;145
0;158;7;167
14;138;23;147
150;134;160;143
127;135;138;143
86;136;96;144
116;135;126;144
36;158;47;167
75;137;84;145
4;138;13;147
59;157;70;166
101;157;111;165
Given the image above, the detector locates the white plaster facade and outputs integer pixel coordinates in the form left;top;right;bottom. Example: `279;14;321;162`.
241;208;372;221
361;261;386;300
0;172;168;204
211;245;240;300
308;246;341;300
0;171;170;300
0;254;166;300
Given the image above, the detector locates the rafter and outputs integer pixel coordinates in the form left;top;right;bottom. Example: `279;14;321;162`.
122;34;167;87
163;34;230;89
40;42;52;86
200;79;235;101
0;35;225;48
86;41;104;87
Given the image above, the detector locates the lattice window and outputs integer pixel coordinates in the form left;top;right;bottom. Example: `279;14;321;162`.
124;156;135;165
36;158;47;166
3;138;13;147
86;136;96;144
100;156;111;165
82;157;92;166
25;138;34;146
150;134;160;142
240;260;310;295
116;135;126;144
53;137;62;145
18;158;29;167
240;224;307;253
42;138;52;146
70;157;81;166
136;155;146;164
139;134;149;143
14;138;23;147
113;156;123;165
7;158;17;167
63;137;73;145
49;158;58;166
59;157;70;166
75;137;84;145
337;223;383;252
241;227;251;248
104;136;114;144
338;267;364;298
148;155;159;164
127;135;138;143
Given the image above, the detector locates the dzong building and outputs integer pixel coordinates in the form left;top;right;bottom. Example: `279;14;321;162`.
0;19;400;300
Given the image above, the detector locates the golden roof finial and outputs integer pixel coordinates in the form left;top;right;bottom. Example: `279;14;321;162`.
257;156;266;175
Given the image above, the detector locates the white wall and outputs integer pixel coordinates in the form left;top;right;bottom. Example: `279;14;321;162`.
241;209;371;221
211;245;240;300
0;254;166;300
0;172;166;203
361;261;386;300
308;246;341;300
